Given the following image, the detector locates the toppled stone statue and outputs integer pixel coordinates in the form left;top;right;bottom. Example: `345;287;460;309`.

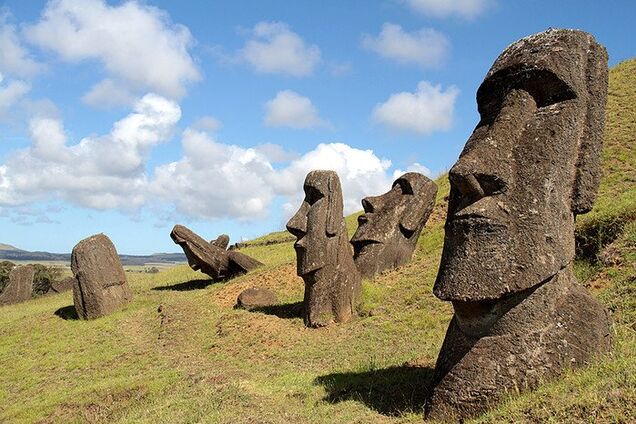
71;233;133;320
235;287;279;310
50;276;75;293
426;29;612;420
351;172;437;279
287;170;361;327
170;225;263;281
0;265;34;306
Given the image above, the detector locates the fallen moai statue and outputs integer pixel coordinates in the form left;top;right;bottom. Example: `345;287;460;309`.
426;29;612;420
0;265;34;306
351;172;437;279
170;225;263;281
71;233;133;320
287;170;361;327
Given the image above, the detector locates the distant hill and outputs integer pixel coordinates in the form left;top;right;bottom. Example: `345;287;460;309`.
0;244;186;265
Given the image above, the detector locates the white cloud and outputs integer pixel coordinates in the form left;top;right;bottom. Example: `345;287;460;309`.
0;14;42;78
0;78;30;117
150;129;276;219
0;94;181;209
362;23;449;68
82;79;136;109
24;0;200;99
404;0;493;19
392;162;432;180
264;90;329;129
373;81;459;135
192;116;222;132
254;143;298;163
239;21;321;77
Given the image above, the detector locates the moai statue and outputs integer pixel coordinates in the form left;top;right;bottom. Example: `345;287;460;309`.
171;225;263;281
427;29;612;420
351;172;437;279
0;265;34;306
71;234;133;320
287;170;362;327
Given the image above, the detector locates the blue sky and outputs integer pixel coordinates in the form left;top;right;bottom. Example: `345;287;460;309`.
0;0;634;254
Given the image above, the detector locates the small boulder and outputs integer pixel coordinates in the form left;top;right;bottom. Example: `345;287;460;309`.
235;288;278;310
50;276;76;293
0;265;34;306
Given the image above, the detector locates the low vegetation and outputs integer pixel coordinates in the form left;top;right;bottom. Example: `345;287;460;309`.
0;59;634;423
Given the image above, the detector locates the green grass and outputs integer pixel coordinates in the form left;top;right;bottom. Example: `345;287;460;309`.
1;59;635;423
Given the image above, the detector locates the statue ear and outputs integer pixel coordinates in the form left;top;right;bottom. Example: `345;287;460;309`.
325;173;343;236
400;182;438;234
572;38;607;215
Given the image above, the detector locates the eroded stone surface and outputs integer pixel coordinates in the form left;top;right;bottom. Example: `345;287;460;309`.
287;170;362;327
351;172;437;279
427;29;611;420
235;287;278;310
0;265;34;306
71;234;132;320
171;225;263;281
50;276;75;293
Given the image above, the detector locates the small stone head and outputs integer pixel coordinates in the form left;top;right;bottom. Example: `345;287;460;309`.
351;172;437;276
434;29;608;301
287;170;345;276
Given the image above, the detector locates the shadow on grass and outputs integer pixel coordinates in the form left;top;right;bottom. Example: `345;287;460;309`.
250;301;304;319
54;305;79;320
152;278;214;291
315;365;435;416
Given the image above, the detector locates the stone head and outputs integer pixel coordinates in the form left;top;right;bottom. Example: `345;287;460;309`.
351;172;437;276
434;29;608;301
286;170;345;276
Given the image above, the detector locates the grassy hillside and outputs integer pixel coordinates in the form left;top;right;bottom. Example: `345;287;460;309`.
0;60;634;423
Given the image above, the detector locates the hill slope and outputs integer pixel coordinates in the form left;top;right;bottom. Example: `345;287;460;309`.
0;60;634;423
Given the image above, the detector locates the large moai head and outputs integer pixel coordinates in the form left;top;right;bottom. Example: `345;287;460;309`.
351;172;437;278
171;224;230;280
287;170;346;276
434;29;608;301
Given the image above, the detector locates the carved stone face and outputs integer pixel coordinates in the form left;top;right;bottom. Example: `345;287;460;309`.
351;172;437;277
434;30;608;301
287;170;344;276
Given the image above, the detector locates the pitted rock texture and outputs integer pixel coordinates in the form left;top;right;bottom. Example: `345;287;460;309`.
235;287;279;310
287;170;362;327
71;233;132;320
428;29;611;420
351;172;437;279
0;265;34;306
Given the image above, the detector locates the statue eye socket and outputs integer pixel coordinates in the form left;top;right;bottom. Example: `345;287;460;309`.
393;180;414;195
305;187;325;205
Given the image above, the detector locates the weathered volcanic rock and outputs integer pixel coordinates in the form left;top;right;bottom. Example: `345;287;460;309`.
427;29;611;420
170;225;263;281
71;233;132;320
50;276;75;293
235;287;279;310
287;170;362;327
351;172;437;279
0;265;34;306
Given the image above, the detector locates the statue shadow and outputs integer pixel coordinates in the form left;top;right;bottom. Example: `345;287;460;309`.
152;278;214;291
314;365;435;416
250;301;304;319
54;305;79;320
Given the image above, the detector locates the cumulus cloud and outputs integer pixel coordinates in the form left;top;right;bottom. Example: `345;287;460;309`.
0;77;31;117
404;0;493;19
0;94;181;209
362;23;449;68
239;21;321;77
24;0;200;99
373;81;459;135
0;14;42;78
192;116;222;132
264;90;329;129
82;78;136;109
392;162;432;180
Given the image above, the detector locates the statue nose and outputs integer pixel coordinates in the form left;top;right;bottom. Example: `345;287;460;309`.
362;195;383;213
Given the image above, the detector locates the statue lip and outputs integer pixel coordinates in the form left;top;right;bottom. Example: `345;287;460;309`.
450;212;493;222
350;238;382;247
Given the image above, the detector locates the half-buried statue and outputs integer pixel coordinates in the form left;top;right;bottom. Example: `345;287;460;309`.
287;170;361;327
427;29;612;419
351;172;437;279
